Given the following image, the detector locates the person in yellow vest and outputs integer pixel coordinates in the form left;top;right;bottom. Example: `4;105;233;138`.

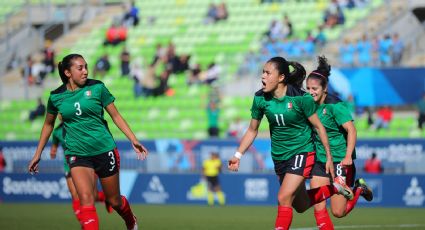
203;152;225;205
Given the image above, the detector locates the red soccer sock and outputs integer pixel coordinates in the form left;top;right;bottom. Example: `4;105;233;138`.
345;187;362;215
96;191;106;202
307;185;336;206
71;199;82;224
80;205;99;230
314;208;334;230
275;206;293;230
115;196;137;229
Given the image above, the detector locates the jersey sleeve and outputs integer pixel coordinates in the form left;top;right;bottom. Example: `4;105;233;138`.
100;83;115;107
333;102;353;126
301;94;317;118
52;129;60;145
47;96;58;115
250;96;264;120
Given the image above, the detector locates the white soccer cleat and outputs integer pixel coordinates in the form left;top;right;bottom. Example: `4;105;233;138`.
333;176;354;200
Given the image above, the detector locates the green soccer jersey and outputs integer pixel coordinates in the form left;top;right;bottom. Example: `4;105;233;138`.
314;95;356;163
51;123;70;173
47;79;116;156
251;86;317;161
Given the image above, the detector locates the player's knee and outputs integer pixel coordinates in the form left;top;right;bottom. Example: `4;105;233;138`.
277;192;291;206
78;192;95;205
331;209;346;218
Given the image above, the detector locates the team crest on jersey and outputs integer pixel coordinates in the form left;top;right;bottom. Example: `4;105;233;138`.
69;156;76;164
323;108;327;115
85;90;91;97
287;102;292;109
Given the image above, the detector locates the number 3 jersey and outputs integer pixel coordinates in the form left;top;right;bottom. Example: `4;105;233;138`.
47;79;116;156
251;86;317;161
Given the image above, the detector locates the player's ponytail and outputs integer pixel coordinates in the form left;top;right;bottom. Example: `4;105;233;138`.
286;61;306;88
307;56;331;89
58;53;84;84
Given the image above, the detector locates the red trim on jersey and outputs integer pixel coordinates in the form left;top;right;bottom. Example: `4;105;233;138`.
303;151;316;178
113;148;121;170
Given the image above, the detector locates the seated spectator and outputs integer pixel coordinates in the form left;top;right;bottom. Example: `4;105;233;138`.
204;3;218;24
215;2;228;21
282;14;293;38
173;54;190;74
130;60;144;98
324;0;345;28
42;40;55;74
92;55;111;78
152;70;171;97
188;63;202;85
363;152;383;174
372;105;393;130
120;48;131;77
104;24;127;46
151;43;166;66
123;1;140;27
203;62;221;85
29;98;46;122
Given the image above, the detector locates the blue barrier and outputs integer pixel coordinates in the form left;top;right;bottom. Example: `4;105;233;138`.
1;172;424;208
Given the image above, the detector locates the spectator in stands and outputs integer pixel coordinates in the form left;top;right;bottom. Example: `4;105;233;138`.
356;34;372;66
202;152;225;205
324;0;345;28
93;55;111;79
363;152;383;174
42;40;55;74
371;35;380;66
391;33;404;66
123;1;140;27
207;100;220;138
215;2;228;22
130;60;144;98
265;20;283;42
371;105;393;130
104;23;127;46
416;92;425;130
282;14;293;38
314;25;327;47
22;56;47;86
173;54;191;74
152;69;171;97
340;39;356;67
378;34;392;67
151;43;166;66
0;146;6;173
204;3;218;24
227;117;248;139
188;63;202;85
204;62;221;85
29;98;46;122
120;48;131;77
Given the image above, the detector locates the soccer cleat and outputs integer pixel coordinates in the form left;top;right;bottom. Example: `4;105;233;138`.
127;215;138;230
333;176;354;200
355;178;373;202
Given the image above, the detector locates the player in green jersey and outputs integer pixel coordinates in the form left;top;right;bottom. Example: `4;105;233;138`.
228;57;352;230
49;114;113;227
28;54;148;230
306;56;373;230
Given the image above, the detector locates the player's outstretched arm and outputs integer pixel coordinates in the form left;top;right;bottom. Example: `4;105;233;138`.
105;103;148;160
28;113;56;174
228;119;261;172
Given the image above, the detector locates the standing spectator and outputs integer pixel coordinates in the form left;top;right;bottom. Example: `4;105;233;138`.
93;55;111;79
363;152;383;174
202;152;225;206
28;54;148;230
123;1;140;27
416;92;425;130
215;2;228;21
391;33;404;66
372;105;393;130
188;63;202;85
42;40;55;74
282;14;293;38
356;34;372;66
379;34;392;67
120;48;131;77
0;146;6;173
29;98;46;122
207;101;220;138
340;39;356;67
130;60;144;98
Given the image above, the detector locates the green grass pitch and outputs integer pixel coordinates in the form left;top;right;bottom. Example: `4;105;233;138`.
1;203;425;229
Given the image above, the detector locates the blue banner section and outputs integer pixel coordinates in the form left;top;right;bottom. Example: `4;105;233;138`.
1;139;425;173
329;67;425;106
1;173;424;208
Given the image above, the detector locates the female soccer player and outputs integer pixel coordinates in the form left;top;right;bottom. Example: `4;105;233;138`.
306;56;373;230
28;54;148;230
228;57;353;230
49;114;113;227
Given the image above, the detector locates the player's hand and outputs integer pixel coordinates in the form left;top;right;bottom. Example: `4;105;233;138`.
325;158;335;180
228;157;240;172
340;156;352;167
28;155;41;175
50;151;56;159
132;141;148;160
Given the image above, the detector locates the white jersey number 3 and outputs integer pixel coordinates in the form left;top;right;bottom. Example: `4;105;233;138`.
74;102;82;116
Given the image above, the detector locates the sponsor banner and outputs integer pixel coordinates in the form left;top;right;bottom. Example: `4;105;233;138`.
2;173;423;207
